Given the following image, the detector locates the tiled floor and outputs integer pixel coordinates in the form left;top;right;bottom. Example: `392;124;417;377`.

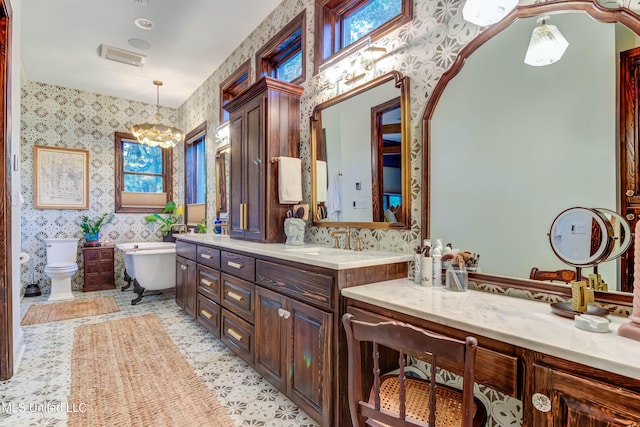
0;287;319;427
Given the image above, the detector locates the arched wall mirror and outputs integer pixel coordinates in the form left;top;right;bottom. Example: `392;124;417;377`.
422;1;640;301
311;71;411;229
215;144;230;220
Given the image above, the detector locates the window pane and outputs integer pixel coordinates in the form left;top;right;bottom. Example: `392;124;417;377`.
124;174;163;192
276;50;302;82
123;141;163;174
342;0;402;46
186;138;206;204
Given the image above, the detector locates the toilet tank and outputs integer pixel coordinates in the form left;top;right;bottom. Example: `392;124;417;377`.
45;238;79;264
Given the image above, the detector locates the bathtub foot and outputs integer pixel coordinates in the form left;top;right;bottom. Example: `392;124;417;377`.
131;279;145;305
122;269;132;291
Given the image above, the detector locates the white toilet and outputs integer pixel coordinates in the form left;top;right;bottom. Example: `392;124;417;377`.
44;238;79;301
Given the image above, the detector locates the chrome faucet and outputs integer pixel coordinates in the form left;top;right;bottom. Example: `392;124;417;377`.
330;228;350;250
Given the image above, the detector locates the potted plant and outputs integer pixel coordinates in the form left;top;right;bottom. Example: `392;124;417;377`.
80;212;114;246
196;218;209;234
145;200;184;241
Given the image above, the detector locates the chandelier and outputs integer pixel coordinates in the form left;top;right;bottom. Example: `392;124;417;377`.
131;80;184;148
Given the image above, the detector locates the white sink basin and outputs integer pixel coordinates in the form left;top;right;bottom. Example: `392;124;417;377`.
283;246;344;256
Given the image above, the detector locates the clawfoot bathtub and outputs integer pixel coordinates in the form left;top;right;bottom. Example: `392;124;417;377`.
116;242;176;305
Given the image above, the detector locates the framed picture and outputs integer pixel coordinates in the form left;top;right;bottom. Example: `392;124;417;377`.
33;145;89;209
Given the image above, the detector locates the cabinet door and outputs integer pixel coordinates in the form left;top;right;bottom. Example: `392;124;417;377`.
175;256;186;309
183;259;197;317
255;286;287;390
287;298;332;426
533;364;640;426
244;96;265;241
229;113;244;239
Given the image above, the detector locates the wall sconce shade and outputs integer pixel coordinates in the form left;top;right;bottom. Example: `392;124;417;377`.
131;81;185;149
216;122;230;143
524;16;569;67
462;0;517;26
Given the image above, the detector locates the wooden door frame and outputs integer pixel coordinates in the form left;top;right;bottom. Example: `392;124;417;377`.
0;0;13;381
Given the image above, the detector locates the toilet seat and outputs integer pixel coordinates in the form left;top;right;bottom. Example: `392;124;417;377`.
45;262;77;270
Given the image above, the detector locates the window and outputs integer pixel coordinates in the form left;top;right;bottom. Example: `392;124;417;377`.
256;10;306;85
220;60;250;123
114;132;173;213
315;0;411;71
184;123;207;225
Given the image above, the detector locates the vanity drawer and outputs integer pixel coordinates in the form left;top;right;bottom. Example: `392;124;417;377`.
197;265;220;303
221;273;255;323
176;241;197;261
221;308;254;365
196;294;221;338
197;245;220;269
256;260;333;311
347;306;520;398
221;251;255;282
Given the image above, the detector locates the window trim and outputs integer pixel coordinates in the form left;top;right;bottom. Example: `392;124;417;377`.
184;122;207;225
255;10;306;85
220;60;251;123
114;131;173;214
314;0;412;74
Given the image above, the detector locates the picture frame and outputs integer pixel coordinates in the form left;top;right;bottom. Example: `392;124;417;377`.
33;145;89;209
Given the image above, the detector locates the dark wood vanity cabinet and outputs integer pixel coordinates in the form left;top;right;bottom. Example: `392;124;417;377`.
255;282;332;426
175;255;196;316
533;363;640;426
174;238;408;426
224;76;303;243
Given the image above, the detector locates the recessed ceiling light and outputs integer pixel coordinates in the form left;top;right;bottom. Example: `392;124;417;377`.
128;38;151;50
134;17;154;30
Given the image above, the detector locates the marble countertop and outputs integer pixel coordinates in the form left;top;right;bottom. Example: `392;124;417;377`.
341;279;640;380
175;234;412;270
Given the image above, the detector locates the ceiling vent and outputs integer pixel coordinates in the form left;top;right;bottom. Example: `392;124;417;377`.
99;44;146;67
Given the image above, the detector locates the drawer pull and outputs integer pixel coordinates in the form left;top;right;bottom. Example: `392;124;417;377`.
200;310;212;320
201;279;213;287
226;328;243;341
226;291;243;301
200;253;214;259
227;261;243;269
532;393;551;413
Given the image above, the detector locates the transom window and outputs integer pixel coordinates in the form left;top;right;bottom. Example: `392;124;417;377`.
256;11;306;85
220;60;250;123
114;132;173;213
315;0;411;71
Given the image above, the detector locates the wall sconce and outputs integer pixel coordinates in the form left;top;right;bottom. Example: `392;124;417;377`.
462;0;517;26
216;122;230;144
361;46;387;70
318;66;345;90
524;16;569;66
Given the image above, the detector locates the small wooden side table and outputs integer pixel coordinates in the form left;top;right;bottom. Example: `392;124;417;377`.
82;246;115;292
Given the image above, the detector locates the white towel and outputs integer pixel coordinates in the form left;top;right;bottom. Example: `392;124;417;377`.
316;160;327;203
278;156;302;204
326;174;341;221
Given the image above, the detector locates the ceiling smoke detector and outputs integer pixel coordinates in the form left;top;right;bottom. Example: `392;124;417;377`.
99;44;146;67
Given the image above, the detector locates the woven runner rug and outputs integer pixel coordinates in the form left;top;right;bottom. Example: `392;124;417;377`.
21;296;120;326
68;313;234;427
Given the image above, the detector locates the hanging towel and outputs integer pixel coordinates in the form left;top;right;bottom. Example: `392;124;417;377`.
316;160;327;203
278;156;302;204
326;174;341;221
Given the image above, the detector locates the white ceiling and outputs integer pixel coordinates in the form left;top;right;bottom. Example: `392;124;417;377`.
20;0;283;108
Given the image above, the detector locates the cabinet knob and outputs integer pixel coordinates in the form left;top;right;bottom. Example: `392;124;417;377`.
278;308;285;317
181;265;187;271
626;189;635;197
626;213;636;221
283;309;291;320
532;392;551;413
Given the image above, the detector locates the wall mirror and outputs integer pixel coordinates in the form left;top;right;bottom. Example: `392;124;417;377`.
184;123;207;227
215;144;230;220
422;2;640;300
311;71;410;229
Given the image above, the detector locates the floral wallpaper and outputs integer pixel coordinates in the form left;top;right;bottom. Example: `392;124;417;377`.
19;1;640;425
